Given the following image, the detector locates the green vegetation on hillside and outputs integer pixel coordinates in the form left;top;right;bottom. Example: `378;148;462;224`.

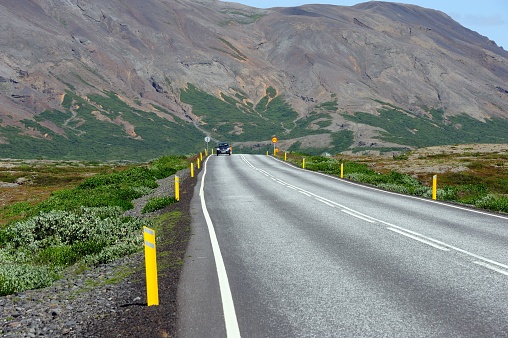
214;38;247;61
180;83;352;153
286;131;354;155
344;107;508;147
219;10;265;25
0;91;204;161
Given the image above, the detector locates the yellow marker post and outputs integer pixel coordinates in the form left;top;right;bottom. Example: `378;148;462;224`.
266;151;268;156
340;163;344;179
191;163;194;178
197;158;201;169
205;148;208;157
200;152;203;161
432;175;437;200
284;152;287;161
143;226;159;306
302;158;305;169
175;176;180;201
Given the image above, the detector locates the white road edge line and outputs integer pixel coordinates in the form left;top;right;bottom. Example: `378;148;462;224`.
474;261;508;276
386;227;450;251
200;156;241;338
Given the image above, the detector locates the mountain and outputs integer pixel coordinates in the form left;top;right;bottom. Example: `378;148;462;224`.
0;0;507;160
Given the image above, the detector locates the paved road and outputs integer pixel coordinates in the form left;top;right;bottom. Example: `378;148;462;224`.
177;154;508;337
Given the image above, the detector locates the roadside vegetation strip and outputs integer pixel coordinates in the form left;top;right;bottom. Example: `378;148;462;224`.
142;196;178;214
0;155;188;296
281;152;508;214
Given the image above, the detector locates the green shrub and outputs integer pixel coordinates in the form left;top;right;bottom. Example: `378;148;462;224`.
82;242;140;266
436;187;458;201
413;186;432;197
37;240;108;267
474;194;508;213
5;207;142;250
0;264;59;296
376;183;410;194
142;196;177;214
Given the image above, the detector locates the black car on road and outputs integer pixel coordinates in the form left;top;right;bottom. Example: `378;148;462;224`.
216;142;231;156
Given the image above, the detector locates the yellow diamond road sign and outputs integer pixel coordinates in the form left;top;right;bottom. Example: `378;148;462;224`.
272;137;278;143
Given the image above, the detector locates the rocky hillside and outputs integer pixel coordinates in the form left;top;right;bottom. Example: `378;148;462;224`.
1;0;507;160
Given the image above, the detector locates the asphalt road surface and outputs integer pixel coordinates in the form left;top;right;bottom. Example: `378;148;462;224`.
177;154;508;337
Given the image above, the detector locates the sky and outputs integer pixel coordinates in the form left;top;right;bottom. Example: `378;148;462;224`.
221;0;508;50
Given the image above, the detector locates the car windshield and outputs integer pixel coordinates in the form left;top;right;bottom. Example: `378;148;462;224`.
218;143;229;147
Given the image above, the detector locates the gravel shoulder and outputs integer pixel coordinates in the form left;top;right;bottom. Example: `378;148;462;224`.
1;168;196;338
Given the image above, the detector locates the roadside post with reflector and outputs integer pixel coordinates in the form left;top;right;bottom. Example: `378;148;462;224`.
272;137;278;155
432;175;437;200
143;226;159;306
175;176;180;201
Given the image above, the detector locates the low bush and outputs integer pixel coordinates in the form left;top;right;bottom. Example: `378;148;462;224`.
376;183;410;194
0;206;147;295
142;196;177;214
474;194;508;213
0;264;59;296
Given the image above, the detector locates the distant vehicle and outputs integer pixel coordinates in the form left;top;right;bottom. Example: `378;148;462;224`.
216;142;231;156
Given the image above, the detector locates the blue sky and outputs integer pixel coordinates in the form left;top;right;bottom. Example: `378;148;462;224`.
221;0;508;50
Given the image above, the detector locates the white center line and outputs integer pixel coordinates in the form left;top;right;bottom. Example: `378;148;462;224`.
387;227;450;251
341;209;376;223
298;190;311;196
315;198;336;207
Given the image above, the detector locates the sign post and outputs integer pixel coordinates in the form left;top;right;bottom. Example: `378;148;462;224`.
205;136;211;156
271;137;278;156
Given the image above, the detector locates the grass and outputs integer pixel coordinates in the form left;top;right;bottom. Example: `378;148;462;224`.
0;155;188;296
0;160;133;226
